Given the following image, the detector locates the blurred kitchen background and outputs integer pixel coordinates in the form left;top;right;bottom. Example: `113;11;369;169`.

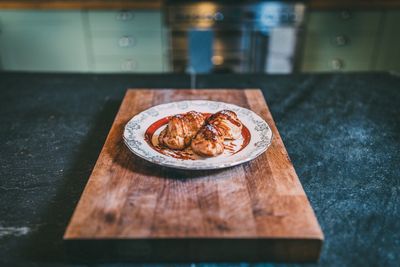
0;0;398;74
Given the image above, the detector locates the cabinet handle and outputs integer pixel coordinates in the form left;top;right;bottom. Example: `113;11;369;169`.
118;36;135;47
331;58;344;70
121;59;137;71
335;35;348;46
116;11;133;21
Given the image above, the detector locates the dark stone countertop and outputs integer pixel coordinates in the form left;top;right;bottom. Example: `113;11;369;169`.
0;72;399;267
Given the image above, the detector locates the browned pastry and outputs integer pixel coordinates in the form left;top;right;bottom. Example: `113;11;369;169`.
191;110;243;157
158;111;205;150
191;124;225;157
206;110;243;140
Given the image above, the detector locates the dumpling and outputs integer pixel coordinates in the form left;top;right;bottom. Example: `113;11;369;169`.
191;124;224;157
206;110;242;140
158;111;205;150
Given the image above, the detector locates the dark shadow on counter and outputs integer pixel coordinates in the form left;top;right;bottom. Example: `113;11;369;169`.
19;100;122;264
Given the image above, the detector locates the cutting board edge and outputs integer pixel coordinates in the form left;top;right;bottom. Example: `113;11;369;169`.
64;236;323;262
63;89;136;239
64;234;324;240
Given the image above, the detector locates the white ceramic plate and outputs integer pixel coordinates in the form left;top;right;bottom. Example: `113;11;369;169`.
123;100;272;170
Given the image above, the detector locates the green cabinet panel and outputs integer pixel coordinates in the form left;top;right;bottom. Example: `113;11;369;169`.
307;11;381;33
375;11;400;72
91;31;163;56
301;11;381;72
86;10;166;73
88;11;162;32
302;55;371;72
0;11;88;72
303;33;377;57
93;55;164;72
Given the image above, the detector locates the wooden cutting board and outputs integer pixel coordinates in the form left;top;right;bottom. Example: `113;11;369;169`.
64;89;323;262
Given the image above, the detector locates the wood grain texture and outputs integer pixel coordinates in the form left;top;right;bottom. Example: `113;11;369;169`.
64;89;323;262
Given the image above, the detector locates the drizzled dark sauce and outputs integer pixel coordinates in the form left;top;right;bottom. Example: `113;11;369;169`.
207;110;242;127
224;142;237;153
144;113;251;160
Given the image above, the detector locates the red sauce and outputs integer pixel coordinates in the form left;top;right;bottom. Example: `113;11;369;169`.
145;113;251;160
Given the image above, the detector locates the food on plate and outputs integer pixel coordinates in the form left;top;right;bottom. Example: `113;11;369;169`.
158;109;243;157
158;111;205;150
206;110;243;140
191;110;242;157
191;124;225;157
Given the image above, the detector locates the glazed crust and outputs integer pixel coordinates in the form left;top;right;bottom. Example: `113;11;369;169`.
191;110;243;157
190;124;225;157
158;111;205;150
206;110;243;140
159;109;243;157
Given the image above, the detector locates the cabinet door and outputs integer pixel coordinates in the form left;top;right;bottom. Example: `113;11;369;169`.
306;11;381;33
93;55;164;73
301;11;381;72
88;10;162;32
91;31;163;56
375;11;400;72
0;11;88;71
87;10;167;73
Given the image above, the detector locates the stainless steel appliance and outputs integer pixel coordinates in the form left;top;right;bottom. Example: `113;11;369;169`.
165;1;306;73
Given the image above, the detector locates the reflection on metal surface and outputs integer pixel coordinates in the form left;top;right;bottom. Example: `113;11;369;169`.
212;55;224;65
165;1;306;73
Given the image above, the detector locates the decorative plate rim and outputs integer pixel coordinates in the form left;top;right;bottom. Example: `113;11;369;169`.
123;100;273;170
